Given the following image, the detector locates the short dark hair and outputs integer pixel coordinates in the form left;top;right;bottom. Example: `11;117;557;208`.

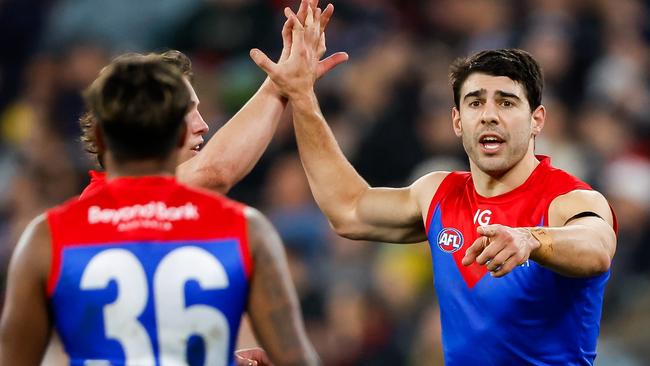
80;50;193;166
449;49;543;110
82;56;190;163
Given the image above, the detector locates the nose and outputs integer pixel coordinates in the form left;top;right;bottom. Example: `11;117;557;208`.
191;113;209;135
481;101;499;125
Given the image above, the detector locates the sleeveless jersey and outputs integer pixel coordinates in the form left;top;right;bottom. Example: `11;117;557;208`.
47;176;252;366
425;156;612;366
80;170;106;199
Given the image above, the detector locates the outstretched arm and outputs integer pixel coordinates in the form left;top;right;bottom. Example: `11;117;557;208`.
463;190;616;278
178;0;347;194
245;207;320;366
290;91;433;243
251;4;440;243
0;215;52;366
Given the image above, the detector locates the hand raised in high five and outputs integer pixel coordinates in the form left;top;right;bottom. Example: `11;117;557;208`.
251;0;348;98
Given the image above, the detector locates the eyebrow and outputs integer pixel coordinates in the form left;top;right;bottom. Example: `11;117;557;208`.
463;89;485;101
462;89;522;101
495;90;522;101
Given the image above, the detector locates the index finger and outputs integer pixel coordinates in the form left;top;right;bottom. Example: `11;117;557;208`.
477;224;499;237
462;236;489;266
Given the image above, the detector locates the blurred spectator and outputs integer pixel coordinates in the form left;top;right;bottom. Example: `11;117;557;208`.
1;0;649;364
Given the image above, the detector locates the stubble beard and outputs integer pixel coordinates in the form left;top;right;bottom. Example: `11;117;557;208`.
462;133;530;178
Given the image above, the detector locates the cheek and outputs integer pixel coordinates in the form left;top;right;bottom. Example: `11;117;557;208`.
185;111;201;129
509;122;533;150
460;128;476;154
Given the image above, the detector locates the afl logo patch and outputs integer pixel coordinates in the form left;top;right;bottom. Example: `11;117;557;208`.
437;228;464;253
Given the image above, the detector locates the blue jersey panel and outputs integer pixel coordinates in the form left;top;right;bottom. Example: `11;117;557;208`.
51;239;248;366
428;204;609;366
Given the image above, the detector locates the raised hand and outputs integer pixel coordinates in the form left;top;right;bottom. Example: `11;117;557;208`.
284;0;347;78
251;4;321;97
251;0;348;98
462;224;541;277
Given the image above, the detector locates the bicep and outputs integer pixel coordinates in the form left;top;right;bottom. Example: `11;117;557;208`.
549;190;617;256
176;157;231;194
341;172;447;244
0;215;52;366
350;186;425;243
244;208;316;365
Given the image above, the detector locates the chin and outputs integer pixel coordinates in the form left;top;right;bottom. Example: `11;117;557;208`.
476;157;511;176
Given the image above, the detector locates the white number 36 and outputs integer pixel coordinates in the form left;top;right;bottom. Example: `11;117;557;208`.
80;246;230;366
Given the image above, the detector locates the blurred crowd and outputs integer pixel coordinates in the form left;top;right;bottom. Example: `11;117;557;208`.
1;0;649;365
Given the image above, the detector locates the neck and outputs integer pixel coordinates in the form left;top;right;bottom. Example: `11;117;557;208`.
104;153;178;179
470;149;539;198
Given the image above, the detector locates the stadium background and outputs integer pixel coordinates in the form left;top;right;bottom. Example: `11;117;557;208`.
1;0;649;364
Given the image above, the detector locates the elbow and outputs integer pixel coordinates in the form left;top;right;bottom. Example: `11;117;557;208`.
575;227;616;277
589;252;612;276
180;163;234;194
592;229;617;275
586;242;615;276
199;164;236;194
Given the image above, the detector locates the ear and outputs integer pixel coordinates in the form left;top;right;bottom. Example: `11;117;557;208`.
452;107;462;137
531;105;545;136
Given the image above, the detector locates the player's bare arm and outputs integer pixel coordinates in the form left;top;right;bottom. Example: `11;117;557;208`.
0;215;52;366
532;189;616;276
244;207;320;366
252;4;444;244
463;189;616;278
291;92;433;243
178;0;347;194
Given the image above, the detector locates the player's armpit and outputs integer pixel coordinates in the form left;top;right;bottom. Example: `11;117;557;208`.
0;214;52;366
244;207;320;366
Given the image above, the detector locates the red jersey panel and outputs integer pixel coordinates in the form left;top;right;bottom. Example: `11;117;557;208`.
425;156;613;366
47;176;252;365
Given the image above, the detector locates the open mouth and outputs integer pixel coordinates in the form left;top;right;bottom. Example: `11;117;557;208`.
189;141;203;154
479;135;504;151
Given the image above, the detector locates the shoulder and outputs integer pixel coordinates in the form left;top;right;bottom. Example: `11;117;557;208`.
22;214;50;241
541;159;592;192
11;214;51;282
410;170;468;207
244;207;276;241
48;196;84;223
243;207;283;261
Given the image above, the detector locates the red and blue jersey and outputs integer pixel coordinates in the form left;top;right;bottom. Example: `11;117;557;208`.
79;170;107;199
47;176;252;366
425;156;613;366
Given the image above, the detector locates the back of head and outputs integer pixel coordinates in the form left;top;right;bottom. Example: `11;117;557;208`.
80;50;194;167
83;56;190;164
449;49;544;110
